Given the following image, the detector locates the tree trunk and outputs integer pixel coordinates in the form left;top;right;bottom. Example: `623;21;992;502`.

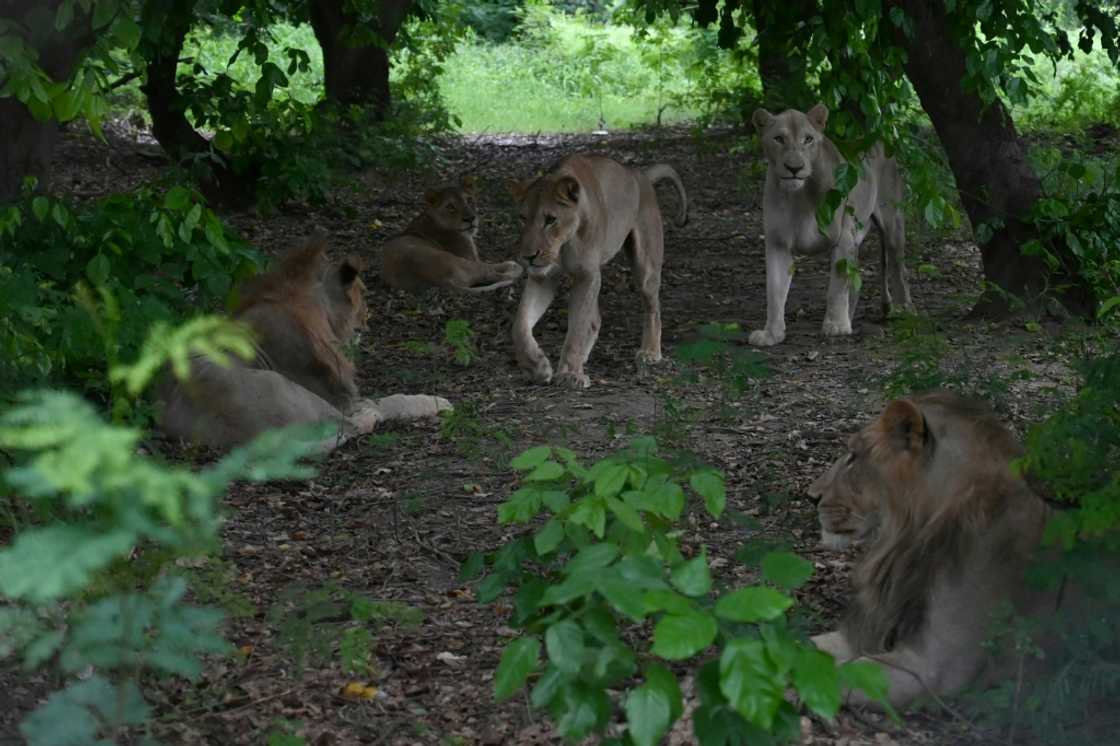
308;0;414;116
886;0;1094;318
0;1;91;202
751;0;815;112
139;0;257;206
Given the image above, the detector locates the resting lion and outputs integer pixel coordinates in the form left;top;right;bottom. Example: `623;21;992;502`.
379;176;524;293
749;104;913;347
809;392;1054;709
508;154;688;389
159;238;451;453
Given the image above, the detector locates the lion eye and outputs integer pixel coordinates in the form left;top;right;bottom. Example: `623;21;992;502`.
774;135;785;145
845;452;857;466
804;135;814;145
544;215;557;227
445;204;456;212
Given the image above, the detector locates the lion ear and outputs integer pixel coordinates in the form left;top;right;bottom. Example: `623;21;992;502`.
751;108;774;132
507;178;531;203
807;103;829;131
555;176;580;205
878;398;927;455
338;255;365;287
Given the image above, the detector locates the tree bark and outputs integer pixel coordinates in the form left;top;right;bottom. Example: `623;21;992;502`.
139;0;257;206
751;0;815;112
308;0;414;116
886;0;1094;318
0;1;91;202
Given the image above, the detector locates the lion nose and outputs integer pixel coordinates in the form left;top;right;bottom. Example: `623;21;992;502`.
785;163;805;178
520;249;540;265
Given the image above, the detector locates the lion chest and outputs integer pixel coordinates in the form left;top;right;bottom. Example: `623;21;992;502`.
763;189;835;255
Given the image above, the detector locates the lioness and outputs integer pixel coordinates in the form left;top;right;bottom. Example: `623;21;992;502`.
379;176;524;293
749;104;912;347
159;237;451;453
509;154;688;389
808;392;1054;708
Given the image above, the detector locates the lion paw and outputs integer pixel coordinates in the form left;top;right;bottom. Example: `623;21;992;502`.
555;370;591;389
524;356;553;384
498;261;524;281
821;317;852;336
348;399;384;432
635;349;663;366
748;328;784;347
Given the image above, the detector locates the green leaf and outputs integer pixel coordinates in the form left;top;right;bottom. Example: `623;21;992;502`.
494;636;540;702
1098;296;1120;319
839;660;894;712
556;683;609;741
85;254;110;286
652;611;717;660
793;647;841;719
511;445;551;470
526;461;565;481
761;552;813;589
565;543;619;577
530;665;566;709
625;683;673;746
595;570;647;621
0;526;136;602
645;663;684;721
714;586;793;623
670;551;711;597
545;620;585;674
534;518;565;555
31;196;49;222
719;639;783;729
163;185;192;211
605;495;644;532
569;497;607;538
594;462;629;497
689;470;726;517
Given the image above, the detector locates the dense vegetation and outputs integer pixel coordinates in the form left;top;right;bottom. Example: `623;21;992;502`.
1;0;1118;743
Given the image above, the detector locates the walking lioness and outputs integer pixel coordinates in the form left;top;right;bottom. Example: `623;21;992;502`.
508;155;687;389
379;176;523;293
749;104;912;347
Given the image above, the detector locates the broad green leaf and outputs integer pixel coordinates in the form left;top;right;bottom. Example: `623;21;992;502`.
670;551;711;597
556;683;609;741
534;519;565;555
594;462;629;497
643;589;694;615
0;526;135;602
526;461;565;481
569;497;607;538
163;185;192;211
541;574;596;606
595;570;647;621
85;254;110;286
565;543;619;577
625;684;673;746
494;636;540;702
719;639;783;729
839;660;897;718
605;495;644;532
714;587;793;623
511;445;551;470
31;196;49;222
689;470;726;517
793;647;841;719
761;551;813;589
545;620;585;674
530;665;566;708
645;664;684;721
652;611;717;660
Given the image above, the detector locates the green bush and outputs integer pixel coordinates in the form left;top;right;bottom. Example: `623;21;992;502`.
0;183;259;398
468;439;891;744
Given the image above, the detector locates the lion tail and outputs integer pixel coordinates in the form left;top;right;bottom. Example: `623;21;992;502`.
643;164;688;227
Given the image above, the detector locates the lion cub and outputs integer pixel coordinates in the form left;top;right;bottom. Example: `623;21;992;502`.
159;237;451;453
509;154;687;389
749;103;913;347
379;176;523;293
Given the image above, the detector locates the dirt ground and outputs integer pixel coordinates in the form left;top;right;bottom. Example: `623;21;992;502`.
2;123;1109;745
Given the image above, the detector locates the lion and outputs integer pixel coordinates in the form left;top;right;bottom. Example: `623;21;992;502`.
159;237;451;453
379;176;524;293
808;391;1056;709
748;104;913;347
508;154;688;389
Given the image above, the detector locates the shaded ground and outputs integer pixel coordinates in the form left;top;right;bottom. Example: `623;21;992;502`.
2;123;1106;745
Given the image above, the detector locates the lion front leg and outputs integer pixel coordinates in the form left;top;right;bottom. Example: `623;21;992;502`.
822;240;856;337
513;274;560;384
555;272;603;389
749;244;793;347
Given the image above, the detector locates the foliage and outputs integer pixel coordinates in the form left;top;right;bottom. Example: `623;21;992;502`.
0;324;325;744
468;439;892;744
0;182;259;399
1021;148;1120;314
444;319;478;366
675;322;771;401
268;584;422;676
439;400;513;459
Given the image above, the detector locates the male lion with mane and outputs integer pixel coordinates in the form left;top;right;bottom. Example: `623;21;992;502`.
509;154;687;389
379;176;523;293
749;103;913;347
808;392;1056;709
159;237;450;453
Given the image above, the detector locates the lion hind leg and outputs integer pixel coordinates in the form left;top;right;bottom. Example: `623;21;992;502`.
874;197;913;316
628;218;665;366
461;261;524;293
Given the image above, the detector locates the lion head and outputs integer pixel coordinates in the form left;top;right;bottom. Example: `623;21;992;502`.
810;392;1044;654
421;175;479;237
752;103;829;194
508;172;583;279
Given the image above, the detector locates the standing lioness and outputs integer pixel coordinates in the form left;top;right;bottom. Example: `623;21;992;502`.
509;154;687;389
749;104;912;347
